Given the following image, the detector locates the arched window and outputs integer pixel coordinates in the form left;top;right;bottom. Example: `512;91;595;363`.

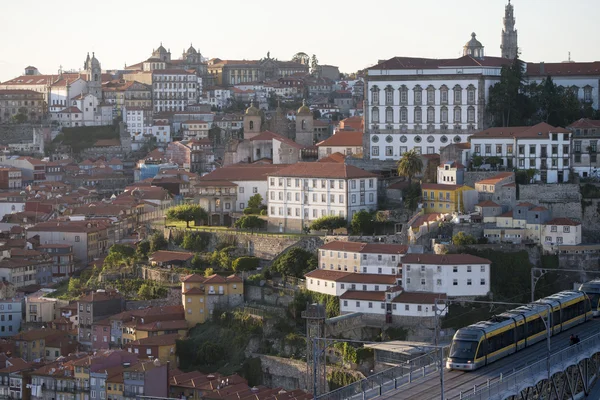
453;85;462;104
385;107;393;123
413;85;422;105
249;121;254;130
400;86;408;104
371;86;380;105
427;86;435;104
371;107;379;123
440;85;449;104
441;107;448;123
454;107;462;123
94;74;98;82
400;107;408;123
385;86;394;105
427;107;435;123
467;106;476;122
467;85;476;104
414;107;422;123
302;119;306;130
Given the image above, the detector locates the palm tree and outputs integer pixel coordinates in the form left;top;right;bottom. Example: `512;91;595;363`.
397;149;423;184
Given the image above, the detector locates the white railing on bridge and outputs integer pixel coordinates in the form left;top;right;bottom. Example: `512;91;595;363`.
456;331;600;400
315;347;449;400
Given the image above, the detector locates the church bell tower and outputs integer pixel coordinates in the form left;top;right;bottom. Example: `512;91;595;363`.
501;0;518;59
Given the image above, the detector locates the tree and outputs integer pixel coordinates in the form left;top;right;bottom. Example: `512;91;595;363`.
351;210;375;235
191;254;205;270
12;113;27;124
309;216;347;234
137;284;153;300
166;205;208;228
527;77;582;127
204;267;215;277
247;194;263;210
397;149;423;185
235;215;264;232
310;54;319;75
452;232;477;246
182;232;208;252
149;232;168;253
403;183;421;211
487;58;532;127
472;156;484;168
109;244;135;258
487;156;502;169
136;241;151;259
67;277;82;296
272;247;317;278
232;257;260;273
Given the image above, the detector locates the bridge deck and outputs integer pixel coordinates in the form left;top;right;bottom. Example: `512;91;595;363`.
377;318;600;400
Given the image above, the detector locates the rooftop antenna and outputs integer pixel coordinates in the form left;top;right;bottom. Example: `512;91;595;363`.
568;52;571;62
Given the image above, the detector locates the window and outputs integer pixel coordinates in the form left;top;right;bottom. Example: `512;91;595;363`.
356;301;360;307
551;226;557;232
467;279;472;286
453;266;458;272
75;236;80;242
418;305;422;312
437;279;442;285
427;107;435;123
400;107;408;122
414;86;422;104
414;107;422;123
421;278;425;285
454;87;462;104
385;89;393;105
453;279;458;286
467;107;475;122
467;266;472;272
343;300;348;307
453;107;461;123
481;278;486;285
480;265;486;272
371;88;379;105
371;107;379;123
427;86;435;104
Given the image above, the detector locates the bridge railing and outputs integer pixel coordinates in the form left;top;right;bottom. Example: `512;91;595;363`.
316;346;449;400
458;331;600;400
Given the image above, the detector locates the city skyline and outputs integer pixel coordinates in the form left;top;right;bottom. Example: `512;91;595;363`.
1;0;600;82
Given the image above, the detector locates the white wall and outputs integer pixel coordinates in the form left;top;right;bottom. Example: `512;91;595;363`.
267;176;377;223
341;299;386;315
234;180;268;212
542;224;581;245
305;277;341;296
402;263;490;297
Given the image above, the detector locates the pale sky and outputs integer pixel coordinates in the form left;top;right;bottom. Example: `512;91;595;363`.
1;0;599;82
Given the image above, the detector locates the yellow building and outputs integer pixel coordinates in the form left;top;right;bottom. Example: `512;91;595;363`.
123;319;189;342
107;371;124;399
421;183;476;214
181;274;244;326
126;333;179;364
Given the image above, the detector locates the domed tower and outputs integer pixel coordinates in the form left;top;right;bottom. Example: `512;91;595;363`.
152;43;171;62
295;100;314;147
243;102;262;140
501;0;518;59
183;43;200;64
85;52;102;98
463;33;484;58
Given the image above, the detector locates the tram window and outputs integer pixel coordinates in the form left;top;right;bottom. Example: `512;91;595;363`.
553;310;561;327
476;341;487;358
516;324;525;342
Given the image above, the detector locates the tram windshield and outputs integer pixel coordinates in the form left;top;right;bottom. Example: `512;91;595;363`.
449;340;478;359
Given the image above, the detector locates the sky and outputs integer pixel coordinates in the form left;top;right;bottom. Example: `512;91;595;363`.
1;0;599;82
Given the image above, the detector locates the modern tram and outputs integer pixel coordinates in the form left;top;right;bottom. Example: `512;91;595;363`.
578;280;600;316
446;290;592;371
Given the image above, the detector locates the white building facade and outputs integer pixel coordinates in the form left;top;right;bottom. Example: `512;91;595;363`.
364;55;512;160
400;253;491;297
470;123;571;183
267;163;378;233
152;70;198;112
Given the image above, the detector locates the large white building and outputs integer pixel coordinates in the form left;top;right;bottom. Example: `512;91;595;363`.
266;163;378;233
305;242;446;319
364;51;512;160
542;218;582;248
152;70;198;112
400;254;491;298
469;122;571;183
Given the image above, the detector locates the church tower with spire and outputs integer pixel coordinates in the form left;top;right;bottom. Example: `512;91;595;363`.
501;0;518;59
84;52;102;99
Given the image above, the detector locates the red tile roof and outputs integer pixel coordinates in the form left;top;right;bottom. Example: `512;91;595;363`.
316;131;363;147
269;163;377;179
392;291;447;304
475;172;514;185
568;118;600;129
318;152;346;163
527;61;600;77
421;183;466;191
199;164;290;182
470;122;570;139
401;253;491;265
369;55;513;70
319;241;408;254
149;250;194;263
476;200;500;207
544;218;581;226
305;269;397;284
340;290;386;301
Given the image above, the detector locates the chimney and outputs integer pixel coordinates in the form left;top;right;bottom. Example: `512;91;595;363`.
540;62;545;75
